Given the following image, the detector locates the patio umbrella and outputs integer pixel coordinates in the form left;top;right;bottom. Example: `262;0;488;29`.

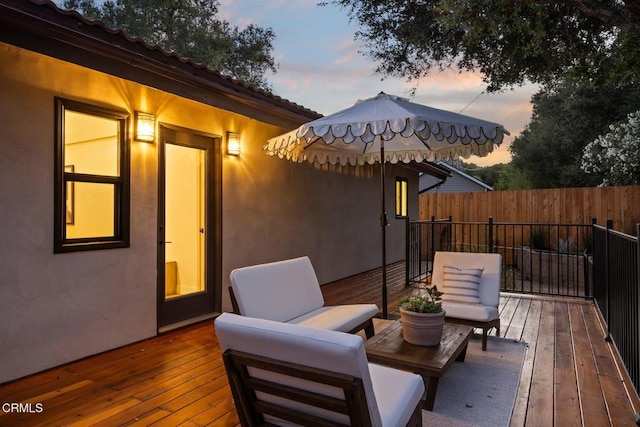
264;92;509;318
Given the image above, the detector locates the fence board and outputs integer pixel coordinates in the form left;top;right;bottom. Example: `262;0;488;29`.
420;186;640;231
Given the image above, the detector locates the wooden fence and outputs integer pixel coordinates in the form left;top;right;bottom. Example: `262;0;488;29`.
419;185;640;233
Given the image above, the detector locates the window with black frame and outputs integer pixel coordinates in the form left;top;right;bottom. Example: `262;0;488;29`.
54;98;130;253
395;177;408;218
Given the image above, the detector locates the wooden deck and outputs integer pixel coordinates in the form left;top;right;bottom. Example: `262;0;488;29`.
1;262;639;426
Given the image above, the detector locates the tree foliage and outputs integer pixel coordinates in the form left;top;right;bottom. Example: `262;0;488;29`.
495;164;533;190
330;0;640;91
581;110;640;186
460;162;503;188
62;0;277;89
328;0;640;188
509;81;640;188
457;162;532;190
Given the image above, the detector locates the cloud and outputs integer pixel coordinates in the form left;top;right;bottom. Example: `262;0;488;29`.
414;69;485;92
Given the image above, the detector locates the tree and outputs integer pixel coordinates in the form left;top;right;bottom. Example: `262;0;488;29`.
329;0;640;91
62;0;277;90
460;162;503;188
509;81;640;188
581;110;640;186
328;0;640;188
495;164;533;190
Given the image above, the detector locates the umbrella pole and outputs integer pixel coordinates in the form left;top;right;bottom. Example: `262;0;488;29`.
380;142;388;319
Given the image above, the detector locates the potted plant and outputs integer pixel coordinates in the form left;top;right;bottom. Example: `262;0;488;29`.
398;286;446;346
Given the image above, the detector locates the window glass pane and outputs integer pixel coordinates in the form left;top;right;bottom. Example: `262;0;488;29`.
66;182;115;239
395;178;408;217
55;98;129;253
165;144;206;298
64;110;120;177
401;181;408;216
396;180;402;215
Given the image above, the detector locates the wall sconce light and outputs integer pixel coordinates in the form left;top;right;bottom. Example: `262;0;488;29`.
227;132;241;156
135;111;156;142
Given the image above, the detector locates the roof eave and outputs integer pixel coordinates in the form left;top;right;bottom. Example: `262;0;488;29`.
0;0;322;129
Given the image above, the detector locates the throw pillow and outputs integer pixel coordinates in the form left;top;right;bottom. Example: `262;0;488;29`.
441;265;484;305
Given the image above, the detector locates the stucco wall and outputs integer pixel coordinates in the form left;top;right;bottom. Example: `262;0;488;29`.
0;43;160;383
0;42;417;383
222;147;417;286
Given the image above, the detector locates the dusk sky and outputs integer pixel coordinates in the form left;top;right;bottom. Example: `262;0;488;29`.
218;0;539;166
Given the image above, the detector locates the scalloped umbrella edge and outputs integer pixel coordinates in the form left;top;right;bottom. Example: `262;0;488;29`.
264;92;509;318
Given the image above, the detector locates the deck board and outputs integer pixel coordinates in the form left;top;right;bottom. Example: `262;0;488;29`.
504;297;531;341
569;302;611;426
525;300;555;426
510;298;542;427
554;301;581;427
498;295;521;337
581;303;636;427
1;261;639;426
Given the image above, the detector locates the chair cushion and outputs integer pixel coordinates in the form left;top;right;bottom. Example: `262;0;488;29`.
369;363;425;427
215;313;383;426
442;301;499;322
230;256;325;322
288;304;379;332
441;265;484;305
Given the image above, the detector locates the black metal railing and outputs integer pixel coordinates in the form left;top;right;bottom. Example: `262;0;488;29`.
407;217;640;396
405;216;452;286
406;217;594;298
592;221;640;395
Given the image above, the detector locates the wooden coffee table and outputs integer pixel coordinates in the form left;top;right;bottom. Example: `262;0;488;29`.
365;321;474;410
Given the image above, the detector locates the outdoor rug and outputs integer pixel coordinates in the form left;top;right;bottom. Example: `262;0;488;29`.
421;335;527;427
363;320;526;427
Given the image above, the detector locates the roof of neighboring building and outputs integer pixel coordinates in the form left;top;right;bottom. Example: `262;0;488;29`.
0;0;322;129
419;161;492;193
405;161;451;180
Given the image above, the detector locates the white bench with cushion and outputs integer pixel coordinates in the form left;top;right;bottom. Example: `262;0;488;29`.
431;251;502;350
230;256;378;338
215;312;425;426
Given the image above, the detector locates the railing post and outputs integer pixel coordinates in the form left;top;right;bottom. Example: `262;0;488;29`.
488;216;494;253
605;219;613;342
430;215;435;269
636;223;640;425
405;217;410;286
586;218;596;298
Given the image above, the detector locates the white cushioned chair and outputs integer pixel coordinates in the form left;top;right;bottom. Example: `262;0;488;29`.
431;251;502;351
215;312;425;426
229;256;378;338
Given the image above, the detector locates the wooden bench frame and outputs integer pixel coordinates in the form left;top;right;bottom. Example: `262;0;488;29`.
223;349;423;427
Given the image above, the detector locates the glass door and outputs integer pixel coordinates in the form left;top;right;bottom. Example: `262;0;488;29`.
164;143;205;299
158;125;221;328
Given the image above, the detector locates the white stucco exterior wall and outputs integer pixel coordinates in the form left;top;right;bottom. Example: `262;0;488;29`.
0;44;161;383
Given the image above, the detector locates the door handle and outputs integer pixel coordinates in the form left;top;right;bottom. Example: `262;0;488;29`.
159;241;173;245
